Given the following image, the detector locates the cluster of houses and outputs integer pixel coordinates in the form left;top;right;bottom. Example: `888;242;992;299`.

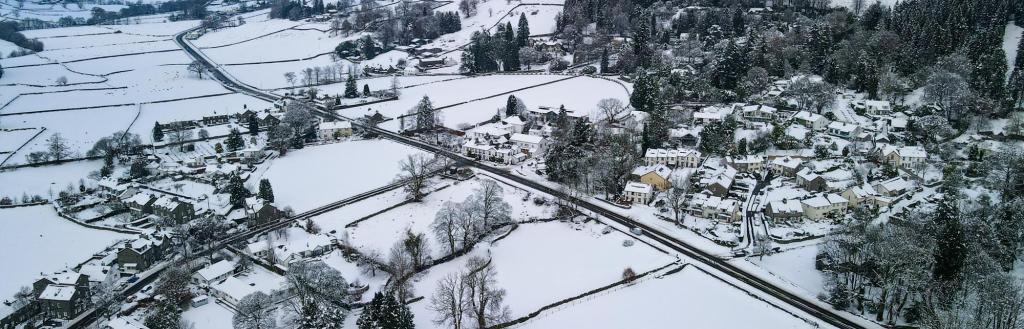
458;106;590;164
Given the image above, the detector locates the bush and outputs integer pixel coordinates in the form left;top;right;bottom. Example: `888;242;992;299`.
580;66;597;74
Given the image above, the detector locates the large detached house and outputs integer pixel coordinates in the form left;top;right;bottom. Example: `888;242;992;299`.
878;145;927;169
793;111;830;131
622;182;653;205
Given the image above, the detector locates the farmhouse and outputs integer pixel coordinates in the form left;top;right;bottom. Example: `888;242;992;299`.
622;182;653;205
318;120;353;141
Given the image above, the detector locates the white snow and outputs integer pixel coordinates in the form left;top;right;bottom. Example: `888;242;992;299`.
746;245;826;297
259;139;428;212
0;160;103;198
516;265;823;329
181;300;235;329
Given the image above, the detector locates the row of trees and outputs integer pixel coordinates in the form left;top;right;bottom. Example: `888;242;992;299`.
430;180;513;254
0;21;43;53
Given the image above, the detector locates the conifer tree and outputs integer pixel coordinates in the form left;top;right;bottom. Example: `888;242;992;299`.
248;114;259;135
516;13;529;48
153;122;164;142
258;178;274;203
228;174;250;208
363;84;371;97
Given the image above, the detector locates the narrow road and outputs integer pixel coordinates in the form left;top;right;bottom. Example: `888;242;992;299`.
174;24;879;329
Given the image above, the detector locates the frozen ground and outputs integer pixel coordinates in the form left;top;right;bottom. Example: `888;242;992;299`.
346;176;556;257
408;220;675;329
311;187;408;235
516;265;823;329
259;139;428;213
0;205;131;305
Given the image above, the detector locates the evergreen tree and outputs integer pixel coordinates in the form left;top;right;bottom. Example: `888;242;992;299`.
248;114;259;135
258;178;275;203
932;197;967;284
502;22;520;71
415;96;436;130
345;74;359;98
970;49;1007;101
505;95;519;116
516;13;529;48
130;158;149;179
228;174;250;208
226;128;245;151
600;47;609;73
714;39;747;90
153;122;164;142
632;12;652;69
363;84;371;97
357;292;414;329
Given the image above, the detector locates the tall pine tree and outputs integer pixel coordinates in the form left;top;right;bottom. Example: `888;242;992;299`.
153;122;164;142
344;73;359;98
357;292;414;329
258;179;275;203
516;13;530;48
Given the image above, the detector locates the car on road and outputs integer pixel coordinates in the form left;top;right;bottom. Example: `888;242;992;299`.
630;227;644;235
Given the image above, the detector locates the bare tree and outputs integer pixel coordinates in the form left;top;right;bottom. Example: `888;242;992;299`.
285;261;348;328
233;292;276;329
396;154;437;201
284;72;296;87
596;98;625;123
463;256;510;328
387;242;416;302
432;201;464;254
188;60;207;79
430;273;467;329
167;128;194;152
665;176;689;223
469;180;512;232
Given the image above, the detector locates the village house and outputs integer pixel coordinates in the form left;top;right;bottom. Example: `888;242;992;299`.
793;111;830;131
740;104;777;122
853;100;892;116
116;234;168;274
33;271;91;320
687;193;741;221
510;133;544;154
151;196;195;223
769;156;803;177
622;182;653;205
842;183;893;208
692;105;733;125
796;168;828;192
631;165;672;191
202;114;230;126
872;177;913;197
827;121;861;139
246;198;286;225
765;198;803;221
878;145;927;169
800;193;848;220
643;148;703;168
698;164;737;197
122;192;156;214
192;260;235;285
726;155;764;174
317;120;353;141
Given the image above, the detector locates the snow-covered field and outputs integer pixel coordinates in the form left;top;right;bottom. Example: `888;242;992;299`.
0;205;131;304
0;160;103;199
0;128;40;153
437;75;629;128
407;220;674;328
0;0;124;22
516;265;822;329
747;245;826;297
495;5;562;36
346;176;556;257
259;139;428;213
336;74;567;125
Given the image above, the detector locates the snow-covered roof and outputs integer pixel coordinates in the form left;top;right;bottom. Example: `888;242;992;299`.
502;116;524;125
801;195;831;208
694;106;732;120
631;164;672;179
770;156;803;169
77;264;109;282
876;177;911;192
38;285;76;301
196;260;235;282
624;182;653;194
797;168;821;182
827;121;859;133
212;277;256;302
768;199;802;214
727;155;763;165
794;111;824;122
510;133;543;144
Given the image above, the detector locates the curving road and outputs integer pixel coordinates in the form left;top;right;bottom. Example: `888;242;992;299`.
173;24;880;329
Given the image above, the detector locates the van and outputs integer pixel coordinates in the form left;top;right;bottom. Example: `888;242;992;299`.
191;295;210;308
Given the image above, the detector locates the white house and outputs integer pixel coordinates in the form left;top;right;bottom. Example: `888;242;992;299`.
872;177;913;197
644;148;703;168
192;260;235;285
854;100;892;116
688;193;741;221
726;155;764;174
827;121;861;139
879;145;927;169
317;121;352;140
510;133;544;154
693;106;733;125
800;193;848;219
740;104;777;122
622;182;653;205
793;111;830;131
